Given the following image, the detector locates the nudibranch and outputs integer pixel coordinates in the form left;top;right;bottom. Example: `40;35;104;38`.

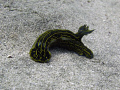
29;25;94;63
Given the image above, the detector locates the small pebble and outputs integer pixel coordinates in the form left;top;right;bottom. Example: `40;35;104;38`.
7;55;13;58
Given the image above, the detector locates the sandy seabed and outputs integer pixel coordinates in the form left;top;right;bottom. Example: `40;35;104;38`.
0;0;120;90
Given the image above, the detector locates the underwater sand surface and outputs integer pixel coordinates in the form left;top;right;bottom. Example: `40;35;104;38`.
0;0;120;90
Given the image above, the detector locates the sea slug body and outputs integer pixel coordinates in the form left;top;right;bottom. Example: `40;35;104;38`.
29;25;94;63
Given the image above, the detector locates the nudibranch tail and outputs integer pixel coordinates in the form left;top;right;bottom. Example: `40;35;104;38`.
82;45;93;59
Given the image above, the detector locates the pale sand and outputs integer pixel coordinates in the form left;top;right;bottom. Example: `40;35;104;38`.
0;0;120;90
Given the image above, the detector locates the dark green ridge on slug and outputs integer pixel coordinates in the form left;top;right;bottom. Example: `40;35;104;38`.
29;25;94;63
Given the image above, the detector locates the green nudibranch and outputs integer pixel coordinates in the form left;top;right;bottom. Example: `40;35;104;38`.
29;25;94;63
